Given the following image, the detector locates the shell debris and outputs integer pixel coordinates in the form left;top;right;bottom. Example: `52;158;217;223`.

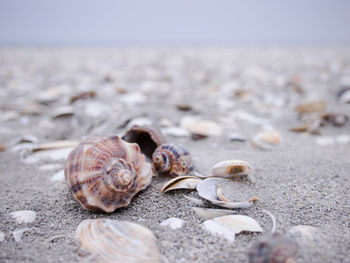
0;231;5;242
10;210;36;224
160;176;202;193
160;217;185;230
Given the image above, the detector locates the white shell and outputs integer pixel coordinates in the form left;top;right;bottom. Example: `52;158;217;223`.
76;218;160;263
160;176;202;193
13;228;30;242
191;207;237;220
250;131;282;150
196;178;257;209
10;210;36;224
160;218;184;230
0;231;5;242
202;215;263;243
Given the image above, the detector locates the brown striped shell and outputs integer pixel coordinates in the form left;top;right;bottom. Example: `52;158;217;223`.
152;143;194;177
122;125;166;159
64;135;153;212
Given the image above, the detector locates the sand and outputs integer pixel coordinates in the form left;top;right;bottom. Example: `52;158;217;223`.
0;47;349;263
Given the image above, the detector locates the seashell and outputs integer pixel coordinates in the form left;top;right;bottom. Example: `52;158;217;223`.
10;210;36;224
228;132;246;142
161;127;190;138
0;231;5;242
248;232;298;263
176;103;193;111
122;125;165;159
160;217;184;230
160;176;202;193
50;170;65;182
191;207;237;220
65;135;153;212
77;218;160;263
209;160;256;184
32;140;79;152
22;147;74;164
50;106;74;119
285;225;324;246
196;178;257;209
119;92;147;106
250;131;282;151
152;143;194;177
13;228;30;242
181;116;223;138
70;91;96;103
294;101;326;114
321;113;348;127
202;215;263;243
315;136;335;147
337;86;350;104
0;143;5;152
10;135;38;146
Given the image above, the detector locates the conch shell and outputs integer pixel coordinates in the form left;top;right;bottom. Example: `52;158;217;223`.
65;135;153;212
152;143;194;177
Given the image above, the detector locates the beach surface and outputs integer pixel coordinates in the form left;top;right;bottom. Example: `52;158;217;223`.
0;48;349;262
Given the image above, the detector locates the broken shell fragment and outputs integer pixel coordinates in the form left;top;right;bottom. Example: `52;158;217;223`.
248;232;298;263
70;91;96;103
202;215;263;243
250;131;282;151
76;218;160;263
65;135;153;212
32;140;79;152
10;210;36;224
191;207;237;220
160;217;184;230
294;101;327;114
196;178;257;209
160;176;202;193
152;143;194;177
0;231;5;242
122;125;165;159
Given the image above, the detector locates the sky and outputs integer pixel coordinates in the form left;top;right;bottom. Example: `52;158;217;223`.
0;0;349;45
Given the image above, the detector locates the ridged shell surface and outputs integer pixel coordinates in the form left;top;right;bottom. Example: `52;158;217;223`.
77;218;160;263
152;143;194;177
65;135;153;212
211;160;252;177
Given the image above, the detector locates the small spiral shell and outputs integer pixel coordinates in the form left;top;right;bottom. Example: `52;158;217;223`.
152;143;194;177
64;135;153;212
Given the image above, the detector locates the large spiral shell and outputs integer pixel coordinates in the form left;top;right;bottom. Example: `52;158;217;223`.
65;135;153;212
152;143;194;177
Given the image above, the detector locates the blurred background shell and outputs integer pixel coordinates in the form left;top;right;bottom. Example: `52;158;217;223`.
65;135;153;212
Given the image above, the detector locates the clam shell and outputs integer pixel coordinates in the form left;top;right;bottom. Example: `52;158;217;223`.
196;178;257;209
160;176;202;193
65;135;153;212
122;125;165;159
77;219;160;263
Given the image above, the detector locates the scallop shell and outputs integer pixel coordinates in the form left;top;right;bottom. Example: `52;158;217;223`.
65;135;153;212
248;232;298;263
122;125;165;159
152;143;194;177
77;218;160;263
